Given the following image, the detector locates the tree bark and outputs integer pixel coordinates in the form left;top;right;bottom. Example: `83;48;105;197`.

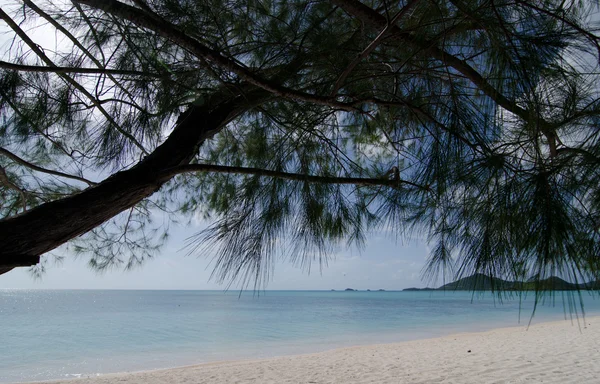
0;88;269;274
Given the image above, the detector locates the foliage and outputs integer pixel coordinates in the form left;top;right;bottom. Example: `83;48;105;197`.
1;0;600;290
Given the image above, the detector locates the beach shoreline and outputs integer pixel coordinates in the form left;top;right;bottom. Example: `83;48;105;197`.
21;315;600;384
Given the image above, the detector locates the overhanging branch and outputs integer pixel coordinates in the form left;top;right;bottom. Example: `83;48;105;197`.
330;0;561;157
0;165;28;213
0;254;40;276
0;87;271;275
329;0;531;121
0;8;150;155
74;0;357;112
161;163;430;191
0;60;160;77
0;147;96;186
331;0;421;96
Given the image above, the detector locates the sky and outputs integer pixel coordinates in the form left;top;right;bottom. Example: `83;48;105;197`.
0;218;433;290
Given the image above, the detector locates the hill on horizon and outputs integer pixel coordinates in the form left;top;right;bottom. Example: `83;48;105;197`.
403;273;600;291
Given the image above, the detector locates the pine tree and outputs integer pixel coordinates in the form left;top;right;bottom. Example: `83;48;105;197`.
1;0;599;290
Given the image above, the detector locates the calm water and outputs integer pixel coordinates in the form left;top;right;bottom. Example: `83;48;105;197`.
1;289;599;383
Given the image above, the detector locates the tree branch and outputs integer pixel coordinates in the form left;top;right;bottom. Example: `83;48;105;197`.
0;165;28;213
0;7;149;155
331;0;567;157
161;163;430;191
329;0;531;121
74;0;357;112
514;0;600;60
0;147;96;186
0;60;160;77
353;97;483;152
0;87;271;273
0;87;78;159
330;0;421;96
0;254;40;275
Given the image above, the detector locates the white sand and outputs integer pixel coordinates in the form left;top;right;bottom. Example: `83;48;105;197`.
33;316;600;384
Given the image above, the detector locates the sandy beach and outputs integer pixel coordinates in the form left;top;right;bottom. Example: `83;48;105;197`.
29;316;600;384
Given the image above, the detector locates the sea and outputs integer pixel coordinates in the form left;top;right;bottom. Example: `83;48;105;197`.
2;289;599;383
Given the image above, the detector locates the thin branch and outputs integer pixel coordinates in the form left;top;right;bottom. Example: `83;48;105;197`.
353;97;483;153
74;0;358;112
0;86;83;160
68;0;107;63
355;0;559;154
329;0;532;121
161;163;430;191
36;0;135;104
131;0;153;13
0;147;96;186
0;60;160;76
331;0;421;96
0;165;28;213
514;0;600;60
0;7;149;155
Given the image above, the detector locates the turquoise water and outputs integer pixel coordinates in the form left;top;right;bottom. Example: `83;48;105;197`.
1;289;599;383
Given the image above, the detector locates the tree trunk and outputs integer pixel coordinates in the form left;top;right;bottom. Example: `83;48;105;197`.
0;88;268;274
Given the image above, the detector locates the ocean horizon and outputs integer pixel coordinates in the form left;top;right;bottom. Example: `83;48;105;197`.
2;289;599;383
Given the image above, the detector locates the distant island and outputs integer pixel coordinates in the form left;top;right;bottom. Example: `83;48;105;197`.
403;273;600;291
335;288;386;292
